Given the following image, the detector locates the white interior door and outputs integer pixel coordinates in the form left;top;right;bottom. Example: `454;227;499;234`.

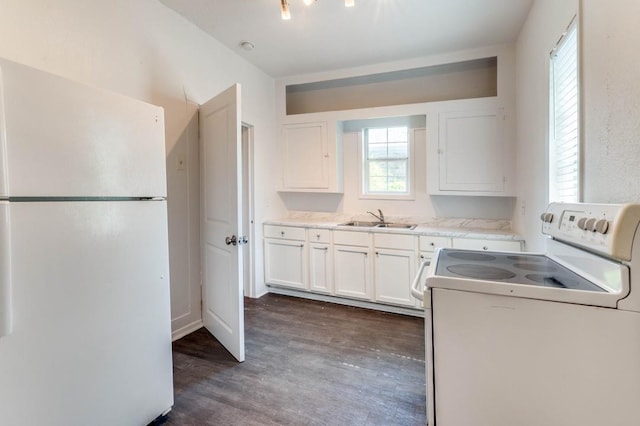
200;84;245;362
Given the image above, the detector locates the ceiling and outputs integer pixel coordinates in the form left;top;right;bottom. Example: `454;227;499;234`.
159;0;534;78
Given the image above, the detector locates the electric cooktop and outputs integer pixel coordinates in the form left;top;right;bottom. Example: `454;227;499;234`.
434;249;605;292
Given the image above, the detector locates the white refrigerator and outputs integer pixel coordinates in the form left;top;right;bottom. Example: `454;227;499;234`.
0;58;174;425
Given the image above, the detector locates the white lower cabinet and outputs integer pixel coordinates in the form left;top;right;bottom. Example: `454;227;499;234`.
334;246;371;300
263;223;524;312
373;248;417;307
263;225;307;290
309;242;332;294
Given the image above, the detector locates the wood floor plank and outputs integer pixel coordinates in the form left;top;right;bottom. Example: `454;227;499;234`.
166;294;426;425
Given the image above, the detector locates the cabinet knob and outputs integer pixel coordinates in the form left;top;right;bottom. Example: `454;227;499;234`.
483;246;489;251
430;242;435;247
316;234;321;240
281;231;285;236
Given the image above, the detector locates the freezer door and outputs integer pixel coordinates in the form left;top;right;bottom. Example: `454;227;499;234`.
0;57;166;198
0;201;173;426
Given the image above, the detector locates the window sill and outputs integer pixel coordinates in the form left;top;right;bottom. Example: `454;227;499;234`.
359;193;415;201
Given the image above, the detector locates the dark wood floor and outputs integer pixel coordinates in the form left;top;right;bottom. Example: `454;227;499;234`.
166;294;426;426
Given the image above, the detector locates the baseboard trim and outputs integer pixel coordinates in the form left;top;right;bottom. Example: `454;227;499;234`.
267;286;425;318
171;320;203;342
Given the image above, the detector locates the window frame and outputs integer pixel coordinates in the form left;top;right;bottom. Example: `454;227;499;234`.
549;16;581;204
359;126;415;201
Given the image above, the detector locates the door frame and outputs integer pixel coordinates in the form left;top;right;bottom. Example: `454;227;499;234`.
241;122;256;298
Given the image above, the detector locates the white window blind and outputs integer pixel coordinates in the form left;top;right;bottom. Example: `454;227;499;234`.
549;18;579;203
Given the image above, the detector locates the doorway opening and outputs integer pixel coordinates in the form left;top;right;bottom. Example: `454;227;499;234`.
241;123;255;298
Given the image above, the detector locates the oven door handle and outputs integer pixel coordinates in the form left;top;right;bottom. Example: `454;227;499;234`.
411;260;431;301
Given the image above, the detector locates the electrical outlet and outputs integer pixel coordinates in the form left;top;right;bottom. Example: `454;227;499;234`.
177;155;186;171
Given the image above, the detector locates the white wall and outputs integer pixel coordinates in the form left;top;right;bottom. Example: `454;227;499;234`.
513;0;578;250
0;0;283;337
581;1;640;203
514;0;640;250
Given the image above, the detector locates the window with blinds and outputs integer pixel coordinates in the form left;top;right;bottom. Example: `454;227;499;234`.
549;18;579;203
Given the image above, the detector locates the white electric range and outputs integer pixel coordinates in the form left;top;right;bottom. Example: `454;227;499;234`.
413;202;640;426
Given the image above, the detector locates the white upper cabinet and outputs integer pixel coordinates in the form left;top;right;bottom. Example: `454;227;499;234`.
279;120;343;193
282;121;328;190
439;107;505;192
427;101;515;196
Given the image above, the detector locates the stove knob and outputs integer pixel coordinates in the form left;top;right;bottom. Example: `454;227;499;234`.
586;218;597;232
595;219;609;234
539;213;554;223
577;217;588;230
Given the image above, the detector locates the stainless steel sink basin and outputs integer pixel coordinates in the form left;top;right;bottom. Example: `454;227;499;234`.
339;221;417;230
339;221;379;227
375;223;417;230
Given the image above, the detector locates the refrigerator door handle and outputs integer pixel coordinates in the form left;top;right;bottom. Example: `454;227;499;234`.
0;201;11;338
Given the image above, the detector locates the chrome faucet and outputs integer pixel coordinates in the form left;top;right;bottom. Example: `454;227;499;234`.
367;209;385;224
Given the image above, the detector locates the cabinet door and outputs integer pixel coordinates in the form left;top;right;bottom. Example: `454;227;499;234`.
282;122;328;189
374;248;417;307
264;239;307;290
333;245;371;300
309;242;332;294
438;109;505;192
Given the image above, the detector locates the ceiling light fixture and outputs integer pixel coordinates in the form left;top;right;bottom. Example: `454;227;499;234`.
280;0;291;20
280;0;355;20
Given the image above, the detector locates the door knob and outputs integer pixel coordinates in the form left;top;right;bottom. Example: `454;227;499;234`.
225;235;238;246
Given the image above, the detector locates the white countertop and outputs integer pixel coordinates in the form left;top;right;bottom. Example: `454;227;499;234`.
264;214;524;242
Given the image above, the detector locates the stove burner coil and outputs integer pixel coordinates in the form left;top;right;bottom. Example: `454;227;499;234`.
447;252;496;262
507;255;544;262
446;264;517;280
513;263;558;272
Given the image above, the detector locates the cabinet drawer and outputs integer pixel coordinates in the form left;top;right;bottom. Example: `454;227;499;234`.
452;238;522;252
264;225;306;241
307;229;331;244
374;233;417;250
419;236;453;252
333;230;371;247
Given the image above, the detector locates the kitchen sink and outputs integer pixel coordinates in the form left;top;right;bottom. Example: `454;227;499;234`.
339;221;379;227
339;221;417;230
376;223;417;230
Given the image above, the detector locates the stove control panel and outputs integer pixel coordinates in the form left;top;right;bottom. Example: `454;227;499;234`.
541;202;640;261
